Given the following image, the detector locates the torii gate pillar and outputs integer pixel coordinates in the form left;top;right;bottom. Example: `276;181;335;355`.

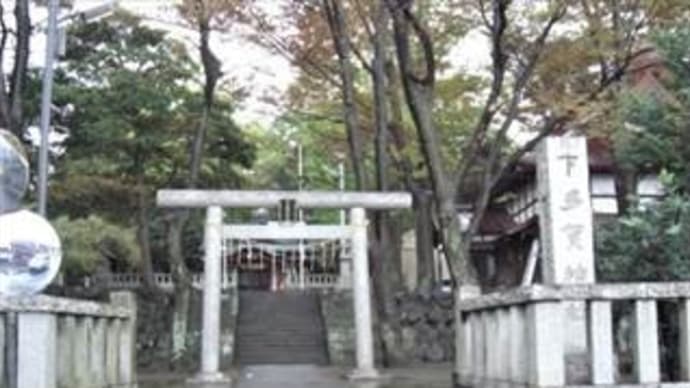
157;190;411;383
349;207;377;379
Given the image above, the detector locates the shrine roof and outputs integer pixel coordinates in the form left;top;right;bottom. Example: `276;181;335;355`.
476;208;519;235
492;136;615;196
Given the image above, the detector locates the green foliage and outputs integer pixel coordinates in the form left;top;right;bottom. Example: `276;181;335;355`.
434;74;483;166
53;215;140;278
598;26;690;282
57;11;197;182
41;11;256;275
50;11;254;222
614;93;680;172
613;25;690;189
243;114;349;223
596;189;690;282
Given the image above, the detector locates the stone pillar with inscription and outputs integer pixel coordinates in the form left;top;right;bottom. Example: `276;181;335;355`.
537;136;595;383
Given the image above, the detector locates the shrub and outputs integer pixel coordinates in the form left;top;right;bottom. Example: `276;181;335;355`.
53;215;140;279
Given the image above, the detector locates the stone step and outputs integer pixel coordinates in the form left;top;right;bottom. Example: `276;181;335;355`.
236;340;326;347
234;290;329;365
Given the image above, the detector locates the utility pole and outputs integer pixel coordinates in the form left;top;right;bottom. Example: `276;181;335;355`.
37;0;60;216
297;143;304;288
37;0;118;216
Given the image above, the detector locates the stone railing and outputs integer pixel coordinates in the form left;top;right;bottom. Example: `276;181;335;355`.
455;283;690;388
285;273;346;289
91;271;237;291
0;291;136;388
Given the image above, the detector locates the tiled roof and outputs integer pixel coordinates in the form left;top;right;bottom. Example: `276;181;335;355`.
477;208;518;235
493;136;615;196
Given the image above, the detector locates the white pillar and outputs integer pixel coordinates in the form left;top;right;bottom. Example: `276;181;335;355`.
17;313;57;388
191;206;230;384
537;136;596;383
110;292;137;386
349;207;379;380
339;257;352;289
496;308;510;385
479;311;490;381
299;239;305;289
470;313;483;385
589;301;615;384
57;316;76;386
105;319;120;386
271;255;277;291
680;299;690;380
90;318;106;384
73;317;89;386
633;300;660;383
508;306;527;384
221;236;227;289
528;302;565;387
454;286;479;387
537;136;595;284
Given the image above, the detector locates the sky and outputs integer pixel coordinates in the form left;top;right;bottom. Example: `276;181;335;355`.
7;0;296;126
7;0;493;127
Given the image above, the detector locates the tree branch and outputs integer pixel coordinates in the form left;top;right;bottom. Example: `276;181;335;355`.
401;6;435;86
0;2;11;128
322;0;368;190
451;0;510;196
468;3;566;237
349;35;374;74
9;0;30;135
353;0;374;41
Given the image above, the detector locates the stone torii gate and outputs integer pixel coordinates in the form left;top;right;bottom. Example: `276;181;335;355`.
157;190;412;384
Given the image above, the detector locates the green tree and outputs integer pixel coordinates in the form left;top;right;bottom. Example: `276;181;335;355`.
53;215;140;281
50;11;254;283
614;26;690;193
599;26;690;280
596;182;690;282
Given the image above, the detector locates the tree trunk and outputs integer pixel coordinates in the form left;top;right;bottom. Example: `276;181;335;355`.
370;1;408;365
614;166;636;215
322;0;367;190
167;106;211;356
389;1;477;286
136;179;155;288
168;2;223;358
413;189;434;291
8;0;29;136
0;0;30;136
168;209;192;358
373;0;389;195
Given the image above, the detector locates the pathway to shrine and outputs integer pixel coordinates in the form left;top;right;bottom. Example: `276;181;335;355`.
139;364;452;388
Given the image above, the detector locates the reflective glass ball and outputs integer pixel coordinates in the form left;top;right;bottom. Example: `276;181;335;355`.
0;210;62;295
0;129;29;214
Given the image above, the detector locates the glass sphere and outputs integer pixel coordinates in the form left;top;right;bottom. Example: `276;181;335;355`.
0;210;62;295
0;129;29;214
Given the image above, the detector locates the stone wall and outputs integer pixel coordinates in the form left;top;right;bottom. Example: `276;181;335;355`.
136;288;238;373
390;291;455;363
220;289;238;367
318;288;454;366
318;289;356;365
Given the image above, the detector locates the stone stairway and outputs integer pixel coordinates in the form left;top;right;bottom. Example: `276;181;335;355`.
234;290;329;365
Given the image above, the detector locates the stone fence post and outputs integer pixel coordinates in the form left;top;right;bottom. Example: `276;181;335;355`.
17;312;57;388
0;291;137;388
110;291;138;387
